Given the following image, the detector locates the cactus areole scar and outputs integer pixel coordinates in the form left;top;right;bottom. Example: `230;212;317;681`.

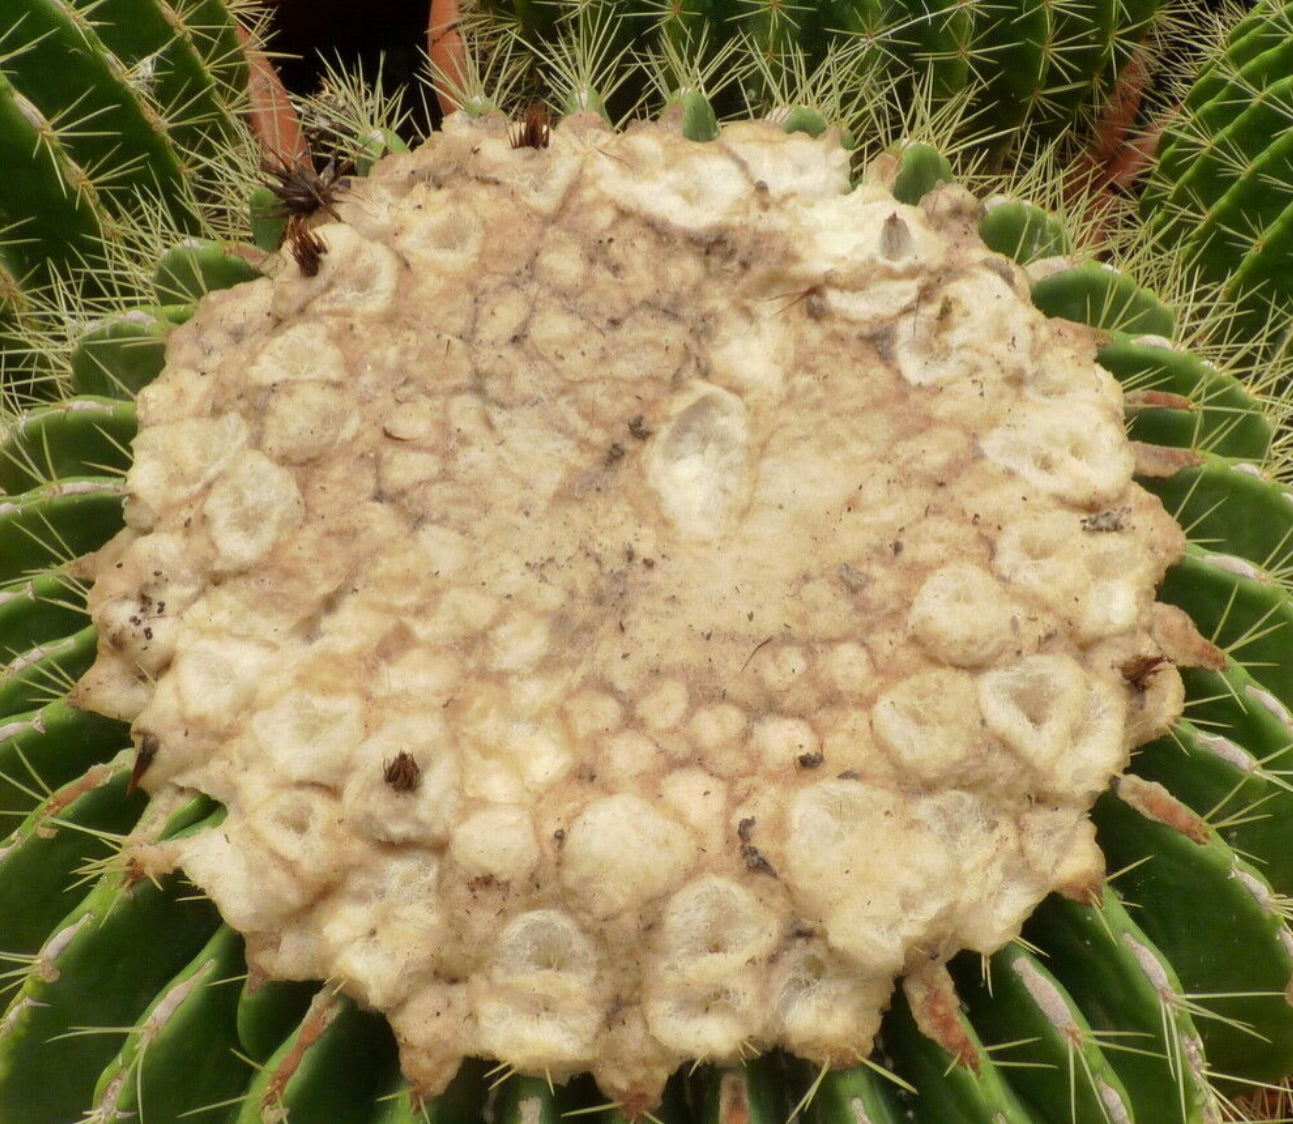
75;115;1189;1110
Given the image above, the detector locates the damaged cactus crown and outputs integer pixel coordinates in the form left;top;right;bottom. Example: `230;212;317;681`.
74;113;1195;1111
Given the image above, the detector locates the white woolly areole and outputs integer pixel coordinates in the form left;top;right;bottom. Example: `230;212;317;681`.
75;114;1186;1112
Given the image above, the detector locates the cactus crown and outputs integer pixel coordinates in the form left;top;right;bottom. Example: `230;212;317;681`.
71;109;1196;1113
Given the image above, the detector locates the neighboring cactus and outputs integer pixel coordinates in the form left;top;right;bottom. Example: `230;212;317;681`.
463;0;1175;141
0;0;270;399
1140;0;1293;359
3;3;1293;1124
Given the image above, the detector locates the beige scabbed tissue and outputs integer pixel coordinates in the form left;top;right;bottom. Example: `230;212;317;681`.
74;113;1188;1110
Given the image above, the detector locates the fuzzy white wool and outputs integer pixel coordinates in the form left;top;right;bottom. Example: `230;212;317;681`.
75;114;1187;1111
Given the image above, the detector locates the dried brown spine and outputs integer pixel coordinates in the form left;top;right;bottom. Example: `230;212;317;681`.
510;103;551;150
383;751;422;794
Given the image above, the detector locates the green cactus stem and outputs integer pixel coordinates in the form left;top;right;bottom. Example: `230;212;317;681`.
1023;887;1218;1121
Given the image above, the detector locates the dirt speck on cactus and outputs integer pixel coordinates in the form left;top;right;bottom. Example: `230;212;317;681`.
73;113;1193;1112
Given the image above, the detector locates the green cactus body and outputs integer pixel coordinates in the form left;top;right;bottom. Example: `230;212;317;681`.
88;922;249;1122
1142;0;1293;360
1024;887;1217;1121
1045;0;1120;120
234;973;320;1066
1150;30;1293;226
973;0;1054;134
1226;192;1293;341
882;981;1034;1122
1167;0;1293;120
1135;716;1293;908
1142;455;1293;574
0;756;147;955
1160;549;1293;706
2;3;1293;1123
1176;87;1293;274
152;241;264;304
70;311;188;399
1096;334;1275;459
233;991;398;1124
0;574;89;658
886;141;956;205
82;0;248;159
1183;657;1292;753
951;941;1138;1123
0;701;131;816
1093;782;1293;1089
979;197;1070;265
475;0;1168;134
4;1;191;226
0;398;137;492
0;70;113;288
801;1058;908;1123
0;867;221;1121
0;0;254;398
689;1056;800;1124
1027;260;1176;336
0;477;126;582
0;621;97;717
883;0;976;102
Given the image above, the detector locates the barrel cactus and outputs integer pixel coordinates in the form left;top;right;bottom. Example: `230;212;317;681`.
1140;0;1293;363
0;0;280;401
2;2;1293;1123
458;0;1176;142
